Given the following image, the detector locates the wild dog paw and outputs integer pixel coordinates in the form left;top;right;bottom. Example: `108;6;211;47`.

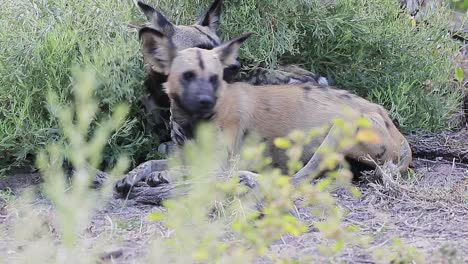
146;170;171;187
115;174;144;196
237;171;258;189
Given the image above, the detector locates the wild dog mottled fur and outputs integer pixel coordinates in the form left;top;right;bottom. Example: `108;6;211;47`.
126;28;412;187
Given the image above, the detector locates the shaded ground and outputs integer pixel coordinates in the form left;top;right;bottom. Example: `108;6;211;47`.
1;155;467;263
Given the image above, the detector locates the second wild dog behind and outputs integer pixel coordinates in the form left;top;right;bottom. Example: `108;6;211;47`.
128;27;412;186
135;0;240;144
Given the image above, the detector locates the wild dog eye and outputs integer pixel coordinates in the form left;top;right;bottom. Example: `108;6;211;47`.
195;44;214;50
209;74;218;89
182;71;196;81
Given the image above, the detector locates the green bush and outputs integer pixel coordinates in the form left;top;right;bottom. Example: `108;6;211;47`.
0;0;155;170
450;0;468;11
0;0;462;169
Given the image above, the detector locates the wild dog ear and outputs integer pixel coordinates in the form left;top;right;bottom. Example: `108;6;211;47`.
196;0;223;32
139;27;176;74
214;33;253;67
137;1;175;36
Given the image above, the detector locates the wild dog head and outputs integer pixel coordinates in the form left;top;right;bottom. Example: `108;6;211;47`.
139;27;252;119
138;0;241;80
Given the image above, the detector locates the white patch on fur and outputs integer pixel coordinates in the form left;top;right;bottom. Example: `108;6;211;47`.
318;77;329;86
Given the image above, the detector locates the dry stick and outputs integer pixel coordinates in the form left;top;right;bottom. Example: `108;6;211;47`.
406;129;468;163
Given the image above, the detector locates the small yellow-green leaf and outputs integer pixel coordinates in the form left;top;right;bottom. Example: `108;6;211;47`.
276;176;290;187
256;245;267;255
455;67;464;83
346;224;360;232
284;223;301;236
392;237;402;245
289;130;305;142
146;212;164;221
193;250;209;260
231;220;243;231
410;17;417;28
316;178;332;191
349;186;362;198
332;118;346;129
274;137;291;149
357;117;371;128
333;240;345;252
308;128;321;138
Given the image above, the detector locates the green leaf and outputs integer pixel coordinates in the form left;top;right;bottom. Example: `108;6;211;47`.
455;67;464;83
349;186;362;198
410;17;417;28
333;240;345;252
146;212;165;221
357;117;371;128
274;137;291;149
193;250;209;260
316;178;332;191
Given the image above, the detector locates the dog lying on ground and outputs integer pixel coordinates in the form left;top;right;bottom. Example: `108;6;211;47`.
115;0;328;193
115;28;412;193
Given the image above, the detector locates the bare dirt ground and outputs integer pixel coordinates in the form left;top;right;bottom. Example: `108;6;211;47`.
1;154;467;263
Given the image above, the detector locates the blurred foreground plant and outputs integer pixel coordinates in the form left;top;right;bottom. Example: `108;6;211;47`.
1;69;129;263
143;114;383;263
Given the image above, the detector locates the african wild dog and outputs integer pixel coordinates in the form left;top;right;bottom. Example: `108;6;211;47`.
115;0;328;194
115;0;233;194
136;0;241;142
137;0;327;149
117;27;412;189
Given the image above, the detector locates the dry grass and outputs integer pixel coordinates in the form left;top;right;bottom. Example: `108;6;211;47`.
255;158;468;263
1;157;467;263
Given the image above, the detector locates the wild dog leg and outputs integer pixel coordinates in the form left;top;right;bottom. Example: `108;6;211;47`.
123;169;259;204
290;125;340;186
115;159;168;195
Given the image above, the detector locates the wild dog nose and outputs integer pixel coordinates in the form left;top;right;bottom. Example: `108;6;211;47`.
197;95;214;110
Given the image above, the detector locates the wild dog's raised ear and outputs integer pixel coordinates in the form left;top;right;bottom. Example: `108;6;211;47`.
196;0;223;32
137;1;175;36
139;27;176;74
214;33;252;67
